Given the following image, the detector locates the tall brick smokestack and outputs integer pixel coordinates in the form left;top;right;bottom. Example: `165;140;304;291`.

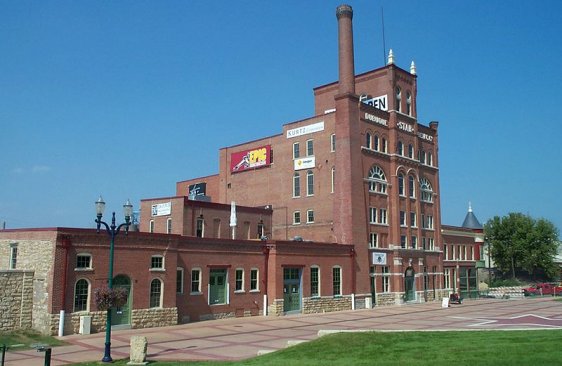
336;4;355;95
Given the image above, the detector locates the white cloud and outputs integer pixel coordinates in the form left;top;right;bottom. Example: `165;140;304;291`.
32;165;51;173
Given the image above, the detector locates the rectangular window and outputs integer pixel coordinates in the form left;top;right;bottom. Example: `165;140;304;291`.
400;211;406;227
332;267;341;296
379;209;387;224
331;167;335;193
443;243;448;258
167;218;172;234
235;268;244;292
410;212;417;227
306;139;314;156
369;207;377;224
330;134;336;152
250;269;259;291
76;254;92;269
149;220;154;233
452;245;457;260
307;210;315;223
427;215;434;230
307;171;314;196
444;268;451;289
369;233;378;248
471;246;474;261
151;256;164;269
382;266;390;292
411;236;417;249
311;267;319;297
176;267;184;294
257;223;264;239
293;173;301;197
400;235;407;249
293;142;300;159
293;211;301;224
191;269;201;293
196;217;204;237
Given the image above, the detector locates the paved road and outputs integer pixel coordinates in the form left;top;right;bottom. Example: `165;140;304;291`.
4;297;562;365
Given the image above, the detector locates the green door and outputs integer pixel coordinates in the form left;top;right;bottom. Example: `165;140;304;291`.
283;268;301;313
404;267;416;302
111;275;131;326
209;269;227;305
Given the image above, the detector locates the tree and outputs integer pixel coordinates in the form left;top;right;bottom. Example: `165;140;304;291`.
484;213;559;280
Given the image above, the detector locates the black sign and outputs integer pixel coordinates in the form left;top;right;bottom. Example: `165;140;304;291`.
188;183;206;197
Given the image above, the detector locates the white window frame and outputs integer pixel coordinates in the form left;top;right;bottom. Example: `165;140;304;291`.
306;170;314;196
307;209;315;223
235;268;245;293
250;268;259;292
73;278;90;312
150;255;165;271
166;218;172;234
367;165;387;194
382;266;390;292
369;233;378;249
293;142;300;159
149;220;154;233
410;212;417;228
149;278;163;308
293;211;301;225
330;134;336;152
400;211;406;227
76;253;93;270
310;266;320;297
332;266;342;297
306;139;314;156
293;172;301;198
191;268;202;294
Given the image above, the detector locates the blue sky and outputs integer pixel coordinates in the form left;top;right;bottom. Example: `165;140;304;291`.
1;1;561;233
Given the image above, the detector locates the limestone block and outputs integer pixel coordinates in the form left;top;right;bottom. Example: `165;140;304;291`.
127;336;148;365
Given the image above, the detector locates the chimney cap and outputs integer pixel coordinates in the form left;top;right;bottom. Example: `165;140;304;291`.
336;4;353;19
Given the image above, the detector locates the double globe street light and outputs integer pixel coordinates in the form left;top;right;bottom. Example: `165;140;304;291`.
95;196;133;363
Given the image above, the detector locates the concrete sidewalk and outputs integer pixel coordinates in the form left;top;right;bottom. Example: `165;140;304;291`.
4;297;562;365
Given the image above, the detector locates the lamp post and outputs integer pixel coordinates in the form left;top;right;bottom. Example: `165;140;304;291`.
95;196;132;363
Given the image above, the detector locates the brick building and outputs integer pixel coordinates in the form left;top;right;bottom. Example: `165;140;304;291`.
168;4;443;305
0;4;483;336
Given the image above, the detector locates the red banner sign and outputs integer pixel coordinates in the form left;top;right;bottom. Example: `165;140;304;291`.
230;145;271;173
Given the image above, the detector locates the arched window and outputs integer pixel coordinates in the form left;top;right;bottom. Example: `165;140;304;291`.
365;132;372;149
293;172;301;197
367;165;387;194
397;141;404;155
150;278;163;308
398;173;405;196
306;170;314;196
408;175;416;198
419;150;426;164
420;178;433;203
382;138;388;153
374;135;380;151
406;92;412;115
396;87;402;112
74;279;89;312
408;144;414;158
427;152;433;166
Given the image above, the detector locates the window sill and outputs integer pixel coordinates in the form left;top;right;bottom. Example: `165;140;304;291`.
74;268;94;272
249;289;260;293
190;291;202;296
149;268;166;272
234;290;245;294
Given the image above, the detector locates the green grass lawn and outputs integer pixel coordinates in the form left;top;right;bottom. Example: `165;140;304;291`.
0;330;66;350
67;329;562;366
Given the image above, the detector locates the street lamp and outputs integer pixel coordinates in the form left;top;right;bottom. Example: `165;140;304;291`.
95;196;132;363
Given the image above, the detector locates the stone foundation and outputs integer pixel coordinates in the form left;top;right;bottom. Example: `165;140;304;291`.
303;296;352;314
0;270;34;332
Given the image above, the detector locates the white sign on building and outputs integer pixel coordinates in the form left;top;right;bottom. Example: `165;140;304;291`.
294;157;316;171
372;252;387;265
151;202;171;217
286;121;325;139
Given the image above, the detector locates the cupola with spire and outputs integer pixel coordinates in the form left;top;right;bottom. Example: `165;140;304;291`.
462;202;483;229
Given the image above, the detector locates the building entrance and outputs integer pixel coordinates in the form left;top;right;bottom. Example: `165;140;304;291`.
404;267;416;302
283;268;301;313
111;275;131;326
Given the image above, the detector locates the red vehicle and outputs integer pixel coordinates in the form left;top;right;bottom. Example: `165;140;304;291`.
523;283;562;296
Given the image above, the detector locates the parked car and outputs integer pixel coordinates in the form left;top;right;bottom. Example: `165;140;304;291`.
523;283;562;296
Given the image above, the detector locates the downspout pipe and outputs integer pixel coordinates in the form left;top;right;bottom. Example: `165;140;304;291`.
59;236;71;336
